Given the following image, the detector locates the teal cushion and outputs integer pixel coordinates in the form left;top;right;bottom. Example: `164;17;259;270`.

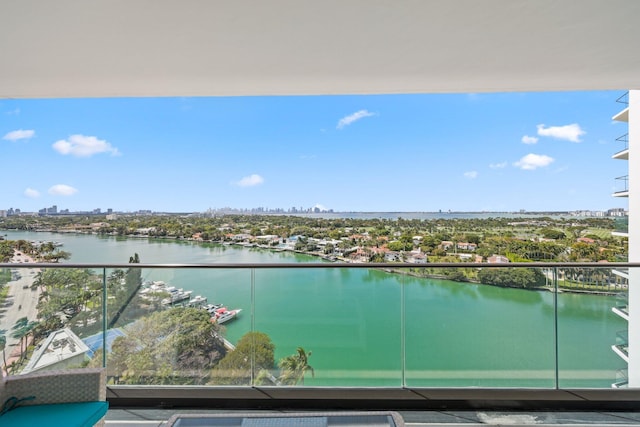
0;401;108;427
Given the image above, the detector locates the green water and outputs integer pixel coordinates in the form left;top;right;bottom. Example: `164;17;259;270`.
3;231;626;387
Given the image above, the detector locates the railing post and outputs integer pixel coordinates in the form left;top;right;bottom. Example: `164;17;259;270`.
251;267;255;386
102;267;107;368
553;266;559;389
401;271;406;388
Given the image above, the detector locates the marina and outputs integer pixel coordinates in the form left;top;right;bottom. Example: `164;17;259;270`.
140;280;241;323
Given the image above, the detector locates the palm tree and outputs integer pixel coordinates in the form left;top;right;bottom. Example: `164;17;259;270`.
11;317;29;360
11;318;38;362
278;347;314;385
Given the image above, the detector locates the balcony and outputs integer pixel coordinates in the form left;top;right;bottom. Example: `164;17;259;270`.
612;133;629;160
613;175;629;197
613;330;629;363
612;290;629;321
613;368;629;389
617;92;630;105
613;92;630;122
613;108;630;123
0;262;637;410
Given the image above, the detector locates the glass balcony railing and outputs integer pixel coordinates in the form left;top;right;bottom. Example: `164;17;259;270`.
0;262;632;393
613;133;629;159
613;368;629;388
616;133;629;147
617;91;630;105
614;175;629;196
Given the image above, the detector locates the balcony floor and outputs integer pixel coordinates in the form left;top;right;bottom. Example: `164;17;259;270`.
105;409;640;426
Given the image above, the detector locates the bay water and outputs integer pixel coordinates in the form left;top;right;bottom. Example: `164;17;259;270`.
2;230;626;388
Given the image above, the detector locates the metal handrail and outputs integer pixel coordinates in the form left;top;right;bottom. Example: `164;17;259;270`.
615;175;629;192
616;133;629;143
617;91;629;105
3;261;640;269
616;133;629;152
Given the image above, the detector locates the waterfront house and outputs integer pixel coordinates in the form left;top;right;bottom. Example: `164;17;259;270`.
407;252;427;264
456;242;477;252
487;255;510;264
384;251;401;262
577;237;596;244
440;241;454;251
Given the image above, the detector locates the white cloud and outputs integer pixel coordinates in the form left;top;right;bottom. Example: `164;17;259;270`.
234;174;264;187
52;134;121;157
537;123;585;142
337;110;375;129
521;135;538;145
48;184;78;196
489;162;507;169
314;203;328;211
5;108;20;115
463;171;478;179
24;188;40;198
513;153;555;170
3;129;35;141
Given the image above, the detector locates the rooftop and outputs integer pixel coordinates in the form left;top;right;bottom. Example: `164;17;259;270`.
22;328;89;374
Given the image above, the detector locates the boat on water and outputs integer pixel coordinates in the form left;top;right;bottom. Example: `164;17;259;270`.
140;282;235;319
204;303;224;314
188;295;208;307
211;307;242;324
162;288;193;305
139;281;169;298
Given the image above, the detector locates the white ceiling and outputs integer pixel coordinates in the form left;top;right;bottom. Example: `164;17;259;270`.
1;0;639;99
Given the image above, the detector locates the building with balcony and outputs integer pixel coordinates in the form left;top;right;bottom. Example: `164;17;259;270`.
611;91;639;387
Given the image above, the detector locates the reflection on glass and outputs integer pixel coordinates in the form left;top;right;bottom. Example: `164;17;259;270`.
0;263;631;390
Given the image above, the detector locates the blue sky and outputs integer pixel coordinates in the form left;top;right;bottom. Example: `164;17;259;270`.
0;91;629;213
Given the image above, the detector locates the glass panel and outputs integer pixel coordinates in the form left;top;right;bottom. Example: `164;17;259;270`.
103;267;252;385
557;266;628;388
254;267;402;386
404;266;556;387
0;265;105;375
0;262;632;390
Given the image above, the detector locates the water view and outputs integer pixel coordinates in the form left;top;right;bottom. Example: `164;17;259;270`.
2;230;626;388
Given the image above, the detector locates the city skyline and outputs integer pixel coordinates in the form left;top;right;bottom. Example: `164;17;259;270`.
0;91;630;213
0;204;629;217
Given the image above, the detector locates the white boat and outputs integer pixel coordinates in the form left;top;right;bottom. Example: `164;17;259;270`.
139;281;169;298
211;307;242;324
204;303;224;314
188;295;208;307
162;288;193;305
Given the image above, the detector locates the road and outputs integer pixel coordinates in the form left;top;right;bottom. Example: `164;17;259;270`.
1;251;41;361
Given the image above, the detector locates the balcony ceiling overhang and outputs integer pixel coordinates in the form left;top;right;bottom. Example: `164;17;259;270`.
1;0;640;99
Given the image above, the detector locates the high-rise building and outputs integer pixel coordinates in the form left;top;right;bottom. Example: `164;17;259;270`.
611;91;639;387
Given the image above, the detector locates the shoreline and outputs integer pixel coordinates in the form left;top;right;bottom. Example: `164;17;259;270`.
1;229;625;297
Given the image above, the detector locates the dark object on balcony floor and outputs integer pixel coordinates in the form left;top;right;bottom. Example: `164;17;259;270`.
166;411;404;426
